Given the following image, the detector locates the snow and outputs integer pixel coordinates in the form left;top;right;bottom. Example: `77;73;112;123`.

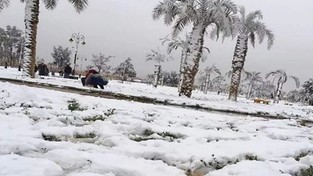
1;66;312;121
0;66;312;175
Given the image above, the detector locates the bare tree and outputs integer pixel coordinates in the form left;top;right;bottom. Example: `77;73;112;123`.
114;57;137;81
91;53;113;73
51;45;71;68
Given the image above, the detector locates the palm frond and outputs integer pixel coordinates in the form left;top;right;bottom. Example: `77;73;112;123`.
161;35;187;54
265;70;281;79
0;0;10;12
252;21;274;49
203;46;210;53
289;76;300;88
152;0;179;25
246;10;263;23
244;71;253;81
42;0;57;10
172;15;191;37
204;64;221;75
67;0;88;13
225;70;232;78
238;6;246;22
265;29;274;49
209;27;219;41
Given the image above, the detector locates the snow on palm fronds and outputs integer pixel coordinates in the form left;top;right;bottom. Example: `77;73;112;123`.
265;70;300;88
146;49;172;65
244;71;263;99
153;0;237;97
146;49;172;88
265;69;300;103
201;64;221;94
225;68;249;80
244;71;263;83
41;0;88;13
212;6;274;49
215;6;275;101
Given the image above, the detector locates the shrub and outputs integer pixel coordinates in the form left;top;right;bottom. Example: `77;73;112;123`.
67;99;84;111
299;166;313;176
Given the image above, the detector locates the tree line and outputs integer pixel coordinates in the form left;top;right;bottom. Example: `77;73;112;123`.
50;46;137;81
0;25;24;68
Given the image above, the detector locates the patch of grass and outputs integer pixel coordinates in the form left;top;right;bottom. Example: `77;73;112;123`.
104;108;116;116
130;136;154;142
67;99;85;111
208;158;224;170
299;166;313;176
245;154;258;161
295;151;311;161
74;132;97;139
143;129;154;136
130;129;184;142
159;132;184;139
299;120;313;127
42;134;62;142
83;115;106;122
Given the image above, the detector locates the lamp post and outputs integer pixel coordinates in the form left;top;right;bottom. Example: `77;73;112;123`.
69;32;86;76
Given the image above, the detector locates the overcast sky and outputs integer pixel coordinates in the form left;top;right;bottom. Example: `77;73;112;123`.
0;0;312;89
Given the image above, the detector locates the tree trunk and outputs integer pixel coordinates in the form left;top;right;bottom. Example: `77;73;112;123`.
274;81;283;103
229;35;248;101
178;50;187;92
153;64;161;88
246;81;253;99
23;0;39;78
179;24;205;98
204;74;210;94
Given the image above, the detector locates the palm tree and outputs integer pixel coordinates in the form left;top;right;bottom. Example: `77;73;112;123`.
161;35;188;92
301;79;313;105
215;6;274;101
203;64;221;94
153;0;237;97
146;49;172;88
265;70;300;103
161;35;210;93
1;0;88;78
211;75;226;93
245;71;263;99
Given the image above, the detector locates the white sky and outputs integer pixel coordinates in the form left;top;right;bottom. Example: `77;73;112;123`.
0;0;313;89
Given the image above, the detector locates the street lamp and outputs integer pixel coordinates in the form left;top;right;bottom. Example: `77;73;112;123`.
69;32;86;76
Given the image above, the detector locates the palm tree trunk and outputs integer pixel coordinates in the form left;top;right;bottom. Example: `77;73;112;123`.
179;24;205;98
246;81;253;99
229;35;248;101
274;81;283;103
204;74;210;94
153;64;161;88
23;0;39;78
178;50;187;92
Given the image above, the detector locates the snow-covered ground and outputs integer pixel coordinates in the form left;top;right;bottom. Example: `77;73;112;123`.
0;82;313;176
1;66;313;121
0;74;313;175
